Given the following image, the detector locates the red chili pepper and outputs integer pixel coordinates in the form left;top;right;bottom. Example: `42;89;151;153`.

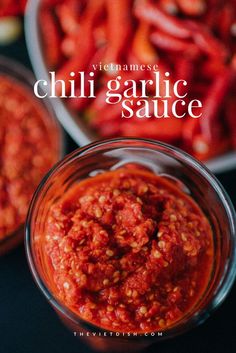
147;60;173;95
183;67;234;156
91;101;124;129
87;86;108;115
56;36;95;94
174;58;194;114
61;34;77;58
134;0;192;39
55;0;102;95
191;83;208;98
40;8;61;69
68;46;106;111
176;0;206;16
83;0;105;26
93;22;107;48
132;22;158;64
182;117;200;147
186;21;229;61
92;88;144;129
150;30;199;56
159;0;178;15
89;69;146;123
58;0;105;64
219;3;235;43
200;59;228;79
202;0;222;31
175;58;194;85
62;20;107;58
191;134;229;161
232;54;236;71
105;0;133;63
56;0;80;35
199;68;234;141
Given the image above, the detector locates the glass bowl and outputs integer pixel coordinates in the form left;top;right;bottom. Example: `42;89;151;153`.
25;138;236;352
0;56;64;256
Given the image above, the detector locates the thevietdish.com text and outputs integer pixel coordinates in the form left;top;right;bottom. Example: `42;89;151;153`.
73;330;163;337
34;62;202;119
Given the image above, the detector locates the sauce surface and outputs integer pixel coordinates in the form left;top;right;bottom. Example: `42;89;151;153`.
43;167;213;332
0;75;59;241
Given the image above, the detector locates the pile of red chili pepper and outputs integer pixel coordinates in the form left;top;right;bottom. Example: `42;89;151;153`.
0;75;59;242
40;0;236;161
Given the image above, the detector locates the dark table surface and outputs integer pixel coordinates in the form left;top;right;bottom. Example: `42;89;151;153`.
0;35;236;353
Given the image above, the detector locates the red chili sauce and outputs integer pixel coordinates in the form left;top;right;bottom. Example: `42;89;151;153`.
43;167;213;332
0;75;59;241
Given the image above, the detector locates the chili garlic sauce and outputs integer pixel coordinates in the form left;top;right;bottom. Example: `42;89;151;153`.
42;168;213;332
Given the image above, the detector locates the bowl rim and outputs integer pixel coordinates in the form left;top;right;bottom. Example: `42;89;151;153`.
25;137;236;340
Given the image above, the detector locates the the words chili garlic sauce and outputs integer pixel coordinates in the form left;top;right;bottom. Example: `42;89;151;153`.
0;75;59;241
41;168;213;332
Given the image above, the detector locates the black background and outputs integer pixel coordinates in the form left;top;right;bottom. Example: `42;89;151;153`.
0;35;236;353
